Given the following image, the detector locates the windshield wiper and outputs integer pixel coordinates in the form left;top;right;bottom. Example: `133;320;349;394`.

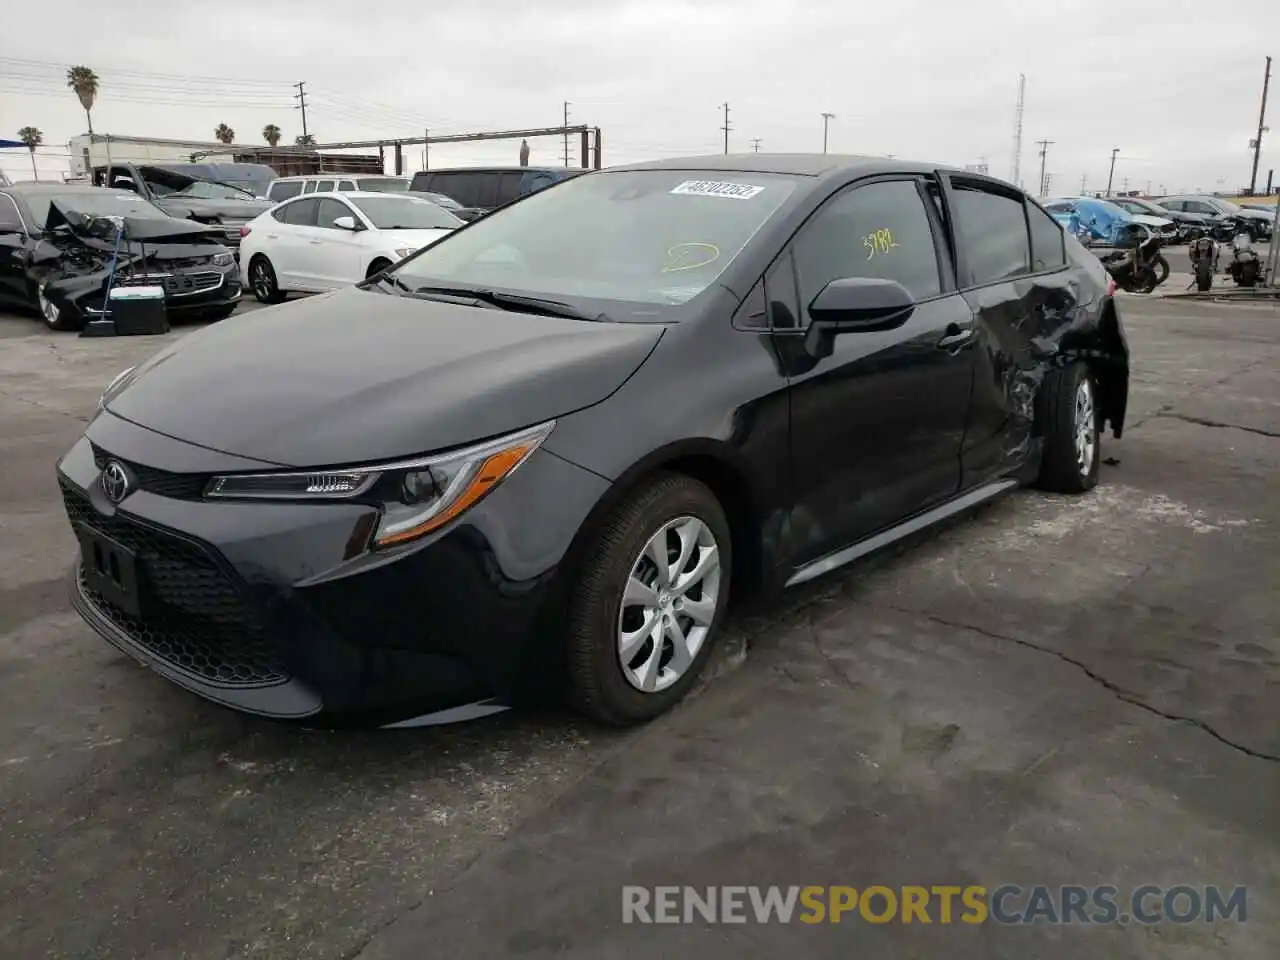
364;272;411;296
411;285;608;322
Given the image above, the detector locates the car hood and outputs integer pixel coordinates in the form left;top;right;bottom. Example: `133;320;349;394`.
376;227;454;250
1129;214;1173;227
105;286;664;466
1233;208;1274;222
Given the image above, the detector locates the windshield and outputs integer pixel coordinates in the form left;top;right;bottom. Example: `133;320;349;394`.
166;179;256;200
1119;199;1160;215
348;194;463;229
388;169;798;311
24;190;167;228
423;192;463;210
355;177;410;193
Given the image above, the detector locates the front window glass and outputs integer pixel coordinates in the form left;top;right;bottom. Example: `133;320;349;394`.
388;170;798;310
347;195;463;229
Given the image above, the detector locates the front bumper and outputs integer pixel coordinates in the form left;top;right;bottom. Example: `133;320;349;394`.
57;412;610;725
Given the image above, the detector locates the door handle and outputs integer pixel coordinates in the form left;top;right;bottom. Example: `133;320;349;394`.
936;326;975;351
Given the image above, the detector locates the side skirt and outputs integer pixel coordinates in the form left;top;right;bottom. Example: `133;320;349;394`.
785;479;1019;588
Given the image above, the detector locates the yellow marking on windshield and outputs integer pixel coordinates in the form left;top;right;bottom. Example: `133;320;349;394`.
661;242;721;272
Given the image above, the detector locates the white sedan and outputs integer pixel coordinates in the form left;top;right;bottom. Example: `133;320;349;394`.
239;192;464;302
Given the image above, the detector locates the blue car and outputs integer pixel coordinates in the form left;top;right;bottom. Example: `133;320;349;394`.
1043;197;1136;246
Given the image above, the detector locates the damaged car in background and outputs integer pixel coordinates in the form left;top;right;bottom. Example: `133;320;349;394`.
93;163;273;256
0;183;241;331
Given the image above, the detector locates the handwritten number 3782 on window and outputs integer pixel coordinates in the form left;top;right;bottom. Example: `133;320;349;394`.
863;229;899;260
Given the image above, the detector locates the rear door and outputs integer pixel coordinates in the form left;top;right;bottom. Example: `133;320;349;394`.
945;175;1073;487
270;197;321;289
781;174;976;562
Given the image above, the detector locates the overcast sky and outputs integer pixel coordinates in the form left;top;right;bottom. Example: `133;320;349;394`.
2;0;1277;196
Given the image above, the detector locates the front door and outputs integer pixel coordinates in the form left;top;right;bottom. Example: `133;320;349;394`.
308;197;368;288
0;195;29;306
778;175;976;567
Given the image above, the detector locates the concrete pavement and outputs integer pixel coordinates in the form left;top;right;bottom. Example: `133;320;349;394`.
0;296;1276;958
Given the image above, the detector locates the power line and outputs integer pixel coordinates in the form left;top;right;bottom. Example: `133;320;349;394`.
720;102;731;154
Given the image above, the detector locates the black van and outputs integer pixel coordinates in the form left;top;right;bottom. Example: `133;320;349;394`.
408;166;586;219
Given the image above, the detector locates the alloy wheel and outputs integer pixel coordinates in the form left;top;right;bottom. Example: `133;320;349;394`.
1074;378;1096;477
251;261;273;300
38;287;59;327
617;515;721;693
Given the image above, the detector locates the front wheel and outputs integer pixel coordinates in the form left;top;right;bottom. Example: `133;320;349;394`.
37;285;80;331
1195;263;1213;292
1036;362;1100;494
1153;254;1170;286
566;474;732;726
248;255;285;304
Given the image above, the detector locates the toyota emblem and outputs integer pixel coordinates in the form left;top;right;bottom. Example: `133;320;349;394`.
101;460;131;504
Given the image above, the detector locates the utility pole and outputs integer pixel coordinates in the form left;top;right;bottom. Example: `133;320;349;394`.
563;102;571;167
1079;173;1087;194
1035;139;1053;196
423;127;429;170
1249;56;1271;195
293;81;309;139
721;103;731;154
1043;172;1053;195
821;112;836;153
1011;74;1026;187
1106;147;1119;195
750;138;762;153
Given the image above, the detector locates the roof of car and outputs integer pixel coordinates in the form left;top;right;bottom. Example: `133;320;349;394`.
2;183;132;195
272;173;406;180
604;153;949;178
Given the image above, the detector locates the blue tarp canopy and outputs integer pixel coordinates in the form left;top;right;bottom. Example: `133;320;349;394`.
0;139;28;148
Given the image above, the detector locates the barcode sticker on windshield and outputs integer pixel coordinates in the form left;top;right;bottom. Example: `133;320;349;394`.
670;180;765;200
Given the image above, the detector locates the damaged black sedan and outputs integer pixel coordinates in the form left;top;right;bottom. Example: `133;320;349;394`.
58;155;1129;729
0;183;242;331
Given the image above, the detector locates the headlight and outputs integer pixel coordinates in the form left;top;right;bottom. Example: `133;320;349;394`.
205;420;555;549
212;252;234;266
99;365;137;410
394;247;416;259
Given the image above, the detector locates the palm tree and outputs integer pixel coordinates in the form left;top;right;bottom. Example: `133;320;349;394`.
262;124;282;147
295;133;316;147
214;124;235;144
66;65;100;135
17;126;43;180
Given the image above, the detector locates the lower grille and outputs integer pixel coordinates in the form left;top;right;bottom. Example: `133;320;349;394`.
62;483;286;687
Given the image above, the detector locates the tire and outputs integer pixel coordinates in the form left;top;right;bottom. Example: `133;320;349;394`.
248;255;285;304
1035;362;1100;494
1195;264;1213;292
565;473;733;726
36;285;80;331
1153;254;1170;285
366;258;392;279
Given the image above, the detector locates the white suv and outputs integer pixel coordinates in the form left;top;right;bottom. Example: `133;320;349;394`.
264;174;410;203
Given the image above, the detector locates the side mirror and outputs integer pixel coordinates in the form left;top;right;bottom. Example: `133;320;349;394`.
332;215;361;231
112;177;137;192
804;277;915;359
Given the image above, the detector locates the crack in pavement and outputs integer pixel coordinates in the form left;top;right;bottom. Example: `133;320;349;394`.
0;388;90;423
1157;412;1280;439
872;603;1280;764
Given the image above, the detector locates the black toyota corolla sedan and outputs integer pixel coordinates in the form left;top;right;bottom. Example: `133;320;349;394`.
57;154;1129;728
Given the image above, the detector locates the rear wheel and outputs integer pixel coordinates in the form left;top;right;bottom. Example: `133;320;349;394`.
248;255;285;304
1036;362;1100;494
1195;263;1213;292
1153;254;1170;285
566;474;732;726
